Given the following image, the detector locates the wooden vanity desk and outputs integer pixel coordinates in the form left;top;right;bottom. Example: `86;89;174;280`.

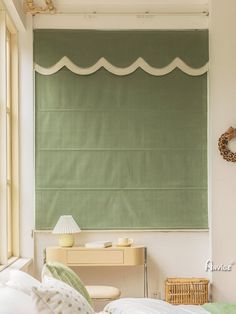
46;245;148;297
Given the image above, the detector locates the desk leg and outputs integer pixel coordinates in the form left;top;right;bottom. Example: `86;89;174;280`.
144;247;148;298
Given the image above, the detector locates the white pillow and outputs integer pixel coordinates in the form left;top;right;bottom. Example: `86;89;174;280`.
6;269;41;295
0;268;10;283
32;276;95;314
0;284;36;314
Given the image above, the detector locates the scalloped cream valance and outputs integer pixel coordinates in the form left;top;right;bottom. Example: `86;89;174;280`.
35;56;209;77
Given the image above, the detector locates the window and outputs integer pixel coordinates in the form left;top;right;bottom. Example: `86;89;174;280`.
0;9;19;267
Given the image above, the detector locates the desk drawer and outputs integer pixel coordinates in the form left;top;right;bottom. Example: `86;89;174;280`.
67;250;124;265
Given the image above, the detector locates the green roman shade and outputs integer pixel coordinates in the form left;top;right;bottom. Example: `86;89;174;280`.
34;30;208;230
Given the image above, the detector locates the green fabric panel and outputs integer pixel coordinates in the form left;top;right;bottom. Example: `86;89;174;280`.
34;30;208;68
35;64;207;229
42;262;93;306
36;150;206;189
36;69;206;149
202;303;236;314
36;190;207;230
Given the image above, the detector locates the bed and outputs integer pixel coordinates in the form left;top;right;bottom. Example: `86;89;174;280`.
2;266;236;314
38;262;236;314
102;298;236;314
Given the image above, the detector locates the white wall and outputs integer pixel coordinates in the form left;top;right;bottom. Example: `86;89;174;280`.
35;231;210;301
31;11;211;301
12;4;212;303
33;12;208;30
209;0;236;302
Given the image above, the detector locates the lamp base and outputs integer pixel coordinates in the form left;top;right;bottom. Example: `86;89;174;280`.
59;234;74;247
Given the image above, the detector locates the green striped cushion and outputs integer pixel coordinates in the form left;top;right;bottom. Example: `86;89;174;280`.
42;261;93;306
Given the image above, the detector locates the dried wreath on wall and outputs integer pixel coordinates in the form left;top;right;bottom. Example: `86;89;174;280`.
218;127;236;162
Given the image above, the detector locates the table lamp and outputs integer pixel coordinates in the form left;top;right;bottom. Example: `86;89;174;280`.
52;215;81;247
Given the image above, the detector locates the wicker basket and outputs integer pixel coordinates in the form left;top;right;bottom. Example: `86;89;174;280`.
165;278;209;305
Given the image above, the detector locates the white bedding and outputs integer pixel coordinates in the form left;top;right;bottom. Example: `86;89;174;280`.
103;298;210;314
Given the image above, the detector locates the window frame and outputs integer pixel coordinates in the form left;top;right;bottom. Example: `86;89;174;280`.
0;9;19;268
